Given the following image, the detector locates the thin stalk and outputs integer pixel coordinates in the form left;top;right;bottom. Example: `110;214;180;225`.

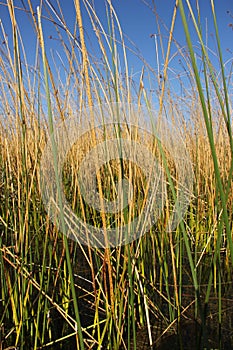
37;7;85;349
178;0;233;265
158;0;179;116
74;0;115;316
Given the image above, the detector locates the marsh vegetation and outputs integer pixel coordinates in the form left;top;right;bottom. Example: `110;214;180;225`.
0;0;232;349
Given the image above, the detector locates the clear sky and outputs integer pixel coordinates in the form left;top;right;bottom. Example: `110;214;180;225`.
0;0;233;100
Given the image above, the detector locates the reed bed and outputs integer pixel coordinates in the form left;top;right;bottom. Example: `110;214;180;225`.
0;0;232;349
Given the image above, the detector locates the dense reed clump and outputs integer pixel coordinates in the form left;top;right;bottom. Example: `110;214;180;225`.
0;0;232;349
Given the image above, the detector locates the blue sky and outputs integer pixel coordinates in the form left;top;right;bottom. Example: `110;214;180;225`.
0;0;233;99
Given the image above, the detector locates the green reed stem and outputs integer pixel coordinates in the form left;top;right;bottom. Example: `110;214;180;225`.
178;0;233;264
37;7;84;349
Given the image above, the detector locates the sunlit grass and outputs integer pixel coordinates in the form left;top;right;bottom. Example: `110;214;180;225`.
0;0;232;349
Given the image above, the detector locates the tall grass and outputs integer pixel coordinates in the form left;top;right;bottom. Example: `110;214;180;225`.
0;0;232;349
